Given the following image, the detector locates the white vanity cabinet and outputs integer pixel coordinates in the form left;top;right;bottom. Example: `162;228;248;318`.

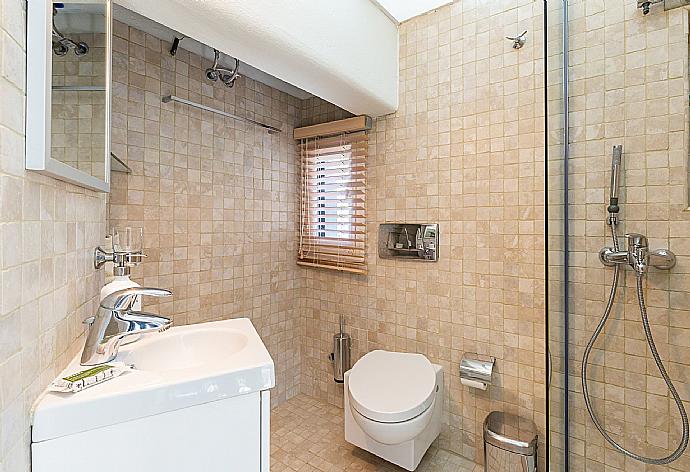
31;319;275;472
32;390;271;472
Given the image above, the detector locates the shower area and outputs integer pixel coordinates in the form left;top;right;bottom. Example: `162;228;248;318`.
546;0;690;471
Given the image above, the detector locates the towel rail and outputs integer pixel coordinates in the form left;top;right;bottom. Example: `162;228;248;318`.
161;95;282;134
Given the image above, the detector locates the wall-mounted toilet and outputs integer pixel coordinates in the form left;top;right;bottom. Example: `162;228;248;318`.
344;350;443;471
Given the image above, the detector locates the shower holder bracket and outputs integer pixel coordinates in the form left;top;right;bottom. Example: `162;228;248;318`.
506;30;527;49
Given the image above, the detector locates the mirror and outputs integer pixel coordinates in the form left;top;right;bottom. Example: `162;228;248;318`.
51;2;108;180
27;0;112;192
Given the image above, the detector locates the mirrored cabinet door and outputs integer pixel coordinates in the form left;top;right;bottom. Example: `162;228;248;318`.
27;0;112;192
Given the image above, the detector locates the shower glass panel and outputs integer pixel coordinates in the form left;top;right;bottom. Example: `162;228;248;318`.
546;0;566;470
547;0;690;471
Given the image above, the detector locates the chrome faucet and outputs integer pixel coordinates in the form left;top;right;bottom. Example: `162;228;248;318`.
81;287;173;366
599;233;676;275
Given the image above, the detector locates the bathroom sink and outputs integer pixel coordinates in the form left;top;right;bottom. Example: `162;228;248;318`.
119;328;249;371
31;318;274;442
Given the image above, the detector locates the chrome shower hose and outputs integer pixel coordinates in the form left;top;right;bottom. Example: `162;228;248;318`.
581;226;689;465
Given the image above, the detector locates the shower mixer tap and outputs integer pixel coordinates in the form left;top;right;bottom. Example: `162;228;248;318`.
586;144;688;465
599;232;676;274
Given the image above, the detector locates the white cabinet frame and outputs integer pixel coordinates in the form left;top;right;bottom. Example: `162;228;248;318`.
26;0;112;193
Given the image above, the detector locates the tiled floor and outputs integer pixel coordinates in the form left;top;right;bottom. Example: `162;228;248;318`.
271;395;482;472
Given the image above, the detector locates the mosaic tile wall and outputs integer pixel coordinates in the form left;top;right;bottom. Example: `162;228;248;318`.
0;1;107;470
299;0;548;466
562;2;690;471
106;21;303;405
300;96;352;127
3;1;686;471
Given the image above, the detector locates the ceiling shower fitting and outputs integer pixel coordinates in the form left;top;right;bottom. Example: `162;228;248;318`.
206;49;240;88
52;4;89;56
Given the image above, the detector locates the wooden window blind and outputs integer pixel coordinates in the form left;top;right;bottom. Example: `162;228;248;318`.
298;131;367;274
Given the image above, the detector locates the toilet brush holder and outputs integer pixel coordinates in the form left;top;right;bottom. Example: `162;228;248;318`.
330;316;351;383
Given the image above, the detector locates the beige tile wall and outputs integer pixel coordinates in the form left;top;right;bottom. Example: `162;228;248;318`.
0;1;107;470
299;0;548;466
106;21;303;404
563;2;690;471
300;96;352;127
5;2;687;472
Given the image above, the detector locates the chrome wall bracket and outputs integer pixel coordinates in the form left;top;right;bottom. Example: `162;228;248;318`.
506;30;527;49
52;5;89;56
637;0;688;15
94;245;146;276
205;49;240;88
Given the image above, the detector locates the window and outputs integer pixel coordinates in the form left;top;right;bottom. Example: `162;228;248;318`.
296;120;369;274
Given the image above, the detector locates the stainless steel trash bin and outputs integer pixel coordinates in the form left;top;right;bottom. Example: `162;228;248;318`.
483;411;538;472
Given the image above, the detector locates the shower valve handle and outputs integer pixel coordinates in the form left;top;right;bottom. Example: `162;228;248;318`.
624;233;676;273
625;233;649;274
625;233;647;248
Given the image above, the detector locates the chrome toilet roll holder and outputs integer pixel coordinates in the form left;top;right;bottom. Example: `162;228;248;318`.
460;353;495;389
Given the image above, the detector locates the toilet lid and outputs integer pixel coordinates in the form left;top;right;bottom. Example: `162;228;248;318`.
348;350;437;423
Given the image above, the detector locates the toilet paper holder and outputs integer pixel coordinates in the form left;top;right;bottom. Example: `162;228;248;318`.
460;353;495;386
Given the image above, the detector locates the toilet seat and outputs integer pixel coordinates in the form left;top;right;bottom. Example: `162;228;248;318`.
348;350;437;423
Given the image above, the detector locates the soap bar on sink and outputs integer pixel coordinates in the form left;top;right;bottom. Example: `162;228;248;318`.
48;363;133;393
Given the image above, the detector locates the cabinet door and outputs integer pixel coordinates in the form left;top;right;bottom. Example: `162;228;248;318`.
260;390;270;472
33;392;261;472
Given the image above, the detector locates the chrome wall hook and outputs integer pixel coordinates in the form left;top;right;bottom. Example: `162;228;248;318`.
169;36;184;56
637;0;663;14
205;49;240;88
506;30;527;49
52;5;89;56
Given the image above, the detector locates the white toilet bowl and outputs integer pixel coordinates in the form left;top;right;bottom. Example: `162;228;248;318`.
344;350;443;471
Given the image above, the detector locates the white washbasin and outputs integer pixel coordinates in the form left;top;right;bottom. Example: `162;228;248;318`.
32;318;275;443
119;328;249;371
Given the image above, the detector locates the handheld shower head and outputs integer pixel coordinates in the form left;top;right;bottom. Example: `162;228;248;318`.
609;145;622;201
607;145;623;224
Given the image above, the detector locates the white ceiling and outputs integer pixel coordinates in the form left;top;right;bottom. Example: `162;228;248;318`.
117;0;398;116
371;0;453;23
114;6;313;100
